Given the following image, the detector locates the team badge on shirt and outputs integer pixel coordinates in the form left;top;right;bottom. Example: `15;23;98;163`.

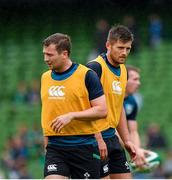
112;81;122;95
125;104;134;116
48;85;65;99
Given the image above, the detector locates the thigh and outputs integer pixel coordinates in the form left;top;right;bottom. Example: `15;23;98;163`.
108;136;131;174
110;172;132;179
100;137;114;178
44;144;70;178
69;145;101;179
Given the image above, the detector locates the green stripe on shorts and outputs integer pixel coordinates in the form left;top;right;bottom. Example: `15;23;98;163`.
93;153;100;160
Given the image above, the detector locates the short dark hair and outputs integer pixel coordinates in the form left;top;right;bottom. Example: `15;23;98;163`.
126;65;140;73
43;33;71;55
107;25;134;43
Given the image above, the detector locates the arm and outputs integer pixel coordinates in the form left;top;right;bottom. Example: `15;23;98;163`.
116;107;136;161
128;120;150;168
44;136;48;153
51;95;107;133
124;92;149;167
71;94;107;120
95;132;108;160
86;61;102;78
125;96;140;147
86;63;108;160
117;107;132;145
128;121;141;147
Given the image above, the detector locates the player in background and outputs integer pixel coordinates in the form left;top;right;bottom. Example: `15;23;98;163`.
124;65;150;169
41;33;109;179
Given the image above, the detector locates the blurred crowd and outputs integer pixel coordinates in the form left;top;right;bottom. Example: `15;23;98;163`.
135;122;172;179
0;124;44;179
0;79;43;178
13;79;40;105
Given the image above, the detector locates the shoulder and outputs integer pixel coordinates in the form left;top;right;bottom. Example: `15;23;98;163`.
125;95;137;104
86;55;103;68
41;70;51;79
87;61;101;69
86;61;102;78
124;95;138;112
120;64;127;73
85;70;104;100
78;64;90;71
73;64;91;78
124;95;138;120
85;69;100;83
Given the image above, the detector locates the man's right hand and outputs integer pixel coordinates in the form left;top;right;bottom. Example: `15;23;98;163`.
134;148;150;168
97;138;108;160
95;133;108;160
124;140;137;162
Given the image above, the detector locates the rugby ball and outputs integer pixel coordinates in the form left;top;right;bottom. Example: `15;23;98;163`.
130;151;160;173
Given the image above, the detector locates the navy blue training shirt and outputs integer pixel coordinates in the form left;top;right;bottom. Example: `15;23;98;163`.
124;95;138;121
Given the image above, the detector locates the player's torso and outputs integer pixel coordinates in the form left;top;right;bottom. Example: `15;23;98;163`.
41;64;99;136
95;56;127;128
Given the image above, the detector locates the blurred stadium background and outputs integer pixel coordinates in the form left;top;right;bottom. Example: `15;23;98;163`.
0;0;172;178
